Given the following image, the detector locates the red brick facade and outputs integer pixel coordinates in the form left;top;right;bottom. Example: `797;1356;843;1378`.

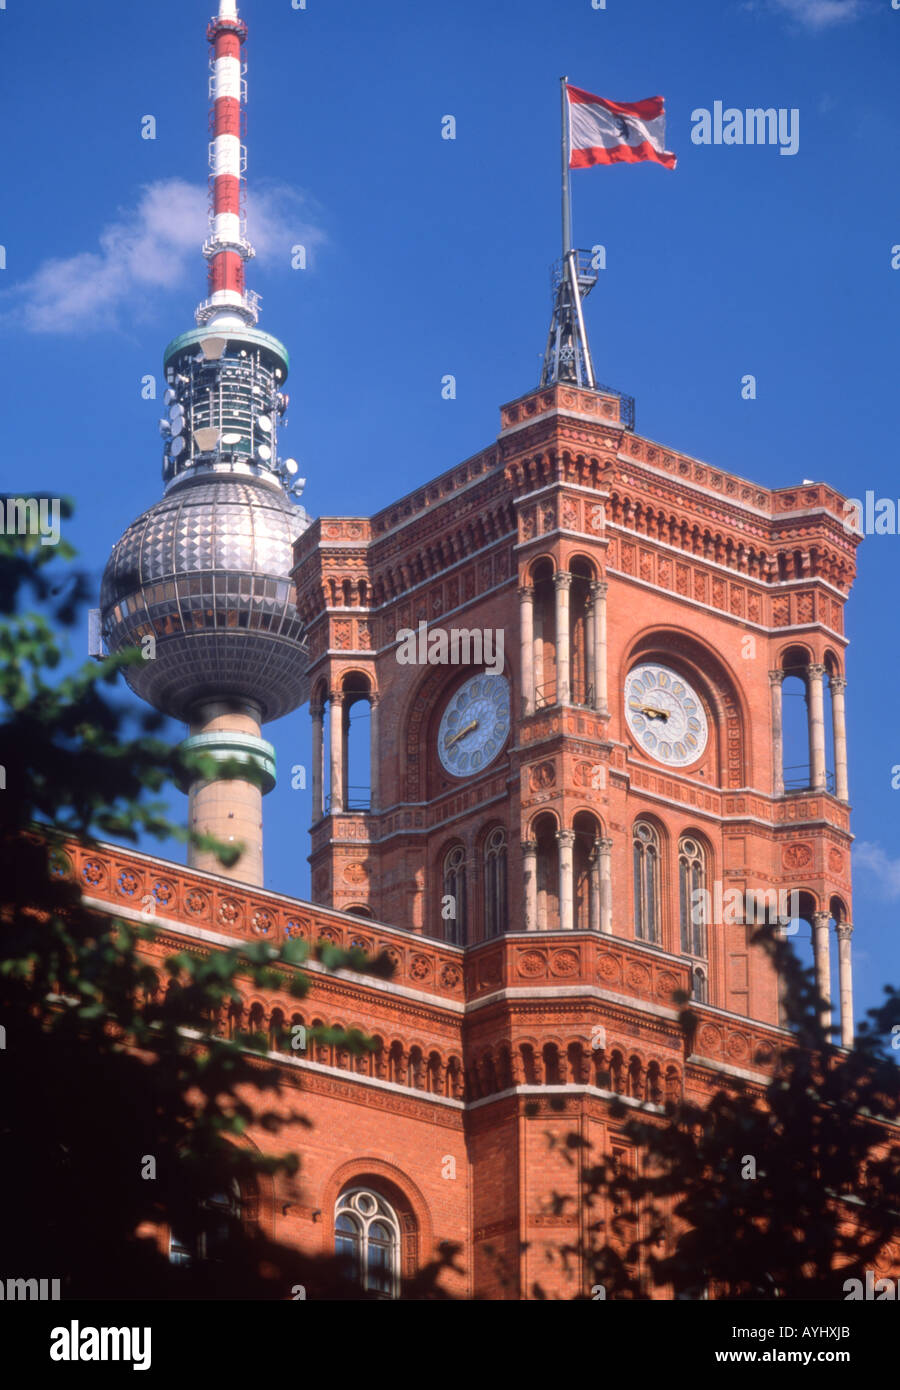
84;381;861;1298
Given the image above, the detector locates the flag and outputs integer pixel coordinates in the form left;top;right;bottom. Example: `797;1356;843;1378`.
566;85;676;170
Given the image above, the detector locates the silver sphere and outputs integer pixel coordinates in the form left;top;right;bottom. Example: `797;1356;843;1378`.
100;473;309;724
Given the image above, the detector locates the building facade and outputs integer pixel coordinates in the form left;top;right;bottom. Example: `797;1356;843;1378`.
91;376;859;1299
92;1;864;1300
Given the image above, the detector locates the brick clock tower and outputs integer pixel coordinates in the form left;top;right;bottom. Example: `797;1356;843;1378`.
291;359;858;1292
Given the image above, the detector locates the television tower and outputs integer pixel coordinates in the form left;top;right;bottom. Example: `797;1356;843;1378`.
101;0;309;887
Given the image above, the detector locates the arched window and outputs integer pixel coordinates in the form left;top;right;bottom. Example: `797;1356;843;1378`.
633;822;661;944
531;560;557;708
335;1187;401;1298
483;828;507;938
268;1007;286;1052
679;836;707;959
692;965;709;1004
169;1179;241;1267
533;813;560;930
442;845;467;945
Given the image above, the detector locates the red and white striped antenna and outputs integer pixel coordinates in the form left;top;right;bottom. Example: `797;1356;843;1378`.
197;0;259;331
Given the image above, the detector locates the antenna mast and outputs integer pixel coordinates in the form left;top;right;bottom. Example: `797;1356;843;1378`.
198;0;258;330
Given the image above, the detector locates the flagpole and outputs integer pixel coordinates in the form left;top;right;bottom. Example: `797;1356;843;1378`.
560;75;571;257
559;76;595;390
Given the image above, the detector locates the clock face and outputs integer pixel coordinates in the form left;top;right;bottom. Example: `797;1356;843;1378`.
437;674;511;777
624;663;708;767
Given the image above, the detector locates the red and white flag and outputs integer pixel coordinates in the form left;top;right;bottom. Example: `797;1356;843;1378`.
566;85;676;170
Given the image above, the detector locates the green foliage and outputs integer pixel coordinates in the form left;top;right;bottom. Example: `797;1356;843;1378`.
561;933;900;1300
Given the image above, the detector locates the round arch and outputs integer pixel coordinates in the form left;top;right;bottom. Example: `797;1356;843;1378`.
568;552;600;580
320;1158;436;1286
823;648;844;678
527;807;561;838
525;553;558;582
677;823;717;883
621;626;752;788
829;894;850;924
339;668;375;697
777;642;815;673
402;658;513;804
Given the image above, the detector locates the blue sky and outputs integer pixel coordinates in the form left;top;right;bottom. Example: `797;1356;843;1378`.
1;0;898;1025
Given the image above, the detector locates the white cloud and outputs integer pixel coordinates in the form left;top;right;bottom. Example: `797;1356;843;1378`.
769;0;865;29
2;179;325;335
853;843;900;900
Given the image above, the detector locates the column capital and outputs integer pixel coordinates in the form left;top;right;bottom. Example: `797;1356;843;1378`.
829;675;847;692
518;584;535;601
808;662;827;680
329;689;345;706
811;909;831;928
311;703;325;719
369;690;381;709
597;836;613;852
522;838;538;855
590;579;609;599
768;669;785;687
556;829;576;848
836;923;854;942
553;571;573;590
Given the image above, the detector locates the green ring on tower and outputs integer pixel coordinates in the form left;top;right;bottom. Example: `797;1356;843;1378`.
179;731;277;795
163;326;290;377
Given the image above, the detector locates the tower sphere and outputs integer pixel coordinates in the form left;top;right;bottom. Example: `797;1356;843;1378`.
98;0;312;885
100;471;309;724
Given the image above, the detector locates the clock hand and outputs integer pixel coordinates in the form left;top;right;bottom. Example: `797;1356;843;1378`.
640;705;670;721
445;719;478;749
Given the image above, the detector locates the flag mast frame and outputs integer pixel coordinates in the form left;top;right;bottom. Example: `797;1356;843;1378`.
561;74;572;258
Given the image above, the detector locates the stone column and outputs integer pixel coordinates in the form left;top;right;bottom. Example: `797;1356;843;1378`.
769;670;785;797
591;580;609;716
329;690;345;814
368;693;380;812
534;606;544;707
807;663;827;792
557;829;575;931
830;675;849;802
523;839;538;931
811;909;832;1033
584;594;595;710
311;704;325;821
184;699;274;887
837;923;854;1048
588;838;601;932
598;836;613;934
519;585;535;717
554;572;572;705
